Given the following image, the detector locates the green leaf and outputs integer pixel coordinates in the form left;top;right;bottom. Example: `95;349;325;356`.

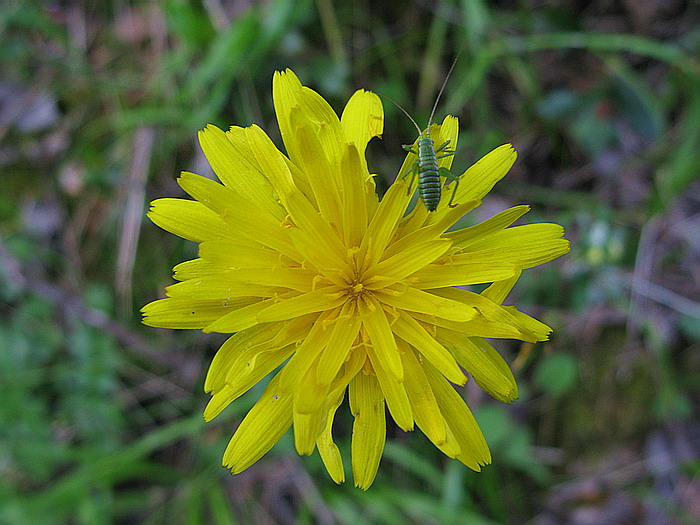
533;353;578;397
653;78;700;210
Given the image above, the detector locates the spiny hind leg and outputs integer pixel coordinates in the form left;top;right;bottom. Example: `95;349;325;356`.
439;167;461;208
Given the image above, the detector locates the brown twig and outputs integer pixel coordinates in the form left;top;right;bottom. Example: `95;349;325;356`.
115;126;155;315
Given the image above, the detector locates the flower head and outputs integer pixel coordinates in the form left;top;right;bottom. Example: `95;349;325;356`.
143;69;569;489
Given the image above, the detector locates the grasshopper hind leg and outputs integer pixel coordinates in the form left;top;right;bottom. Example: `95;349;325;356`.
438;167;461;208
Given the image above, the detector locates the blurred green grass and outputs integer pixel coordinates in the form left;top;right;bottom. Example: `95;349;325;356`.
1;0;699;523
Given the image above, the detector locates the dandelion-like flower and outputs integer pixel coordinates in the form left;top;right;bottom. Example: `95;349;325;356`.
142;69;569;489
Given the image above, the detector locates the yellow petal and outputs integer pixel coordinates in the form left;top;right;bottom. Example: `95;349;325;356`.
141;297;244;329
273;74;347;166
204;296;285;333
394;132;422;189
226;267;317;293
327;343;368;401
339;143;369;247
205;342;296;421
205;323;295;392
349;370;386;490
272;68;304;163
391;311;466;385
223;372;292;473
471;337;519;401
447;205;530;248
456;144;517;203
178;267;315;295
357;181;412;272
227;124;311;203
316;392;346;484
363;239;451;288
172;259;228;281
481;270;522;305
434;422;467;460
244;124;296;198
165;275;279;299
296;86;345;161
439;330;518;403
415;311;523;341
203;384;237;422
310;352;365;474
274;71;347;167
461;223;571;269
341;89;383;157
198;239;283;269
294;358;331;416
177;171;260;217
293;361;329;455
147;198;227;242
389;204;465;261
375;287;476;322
418;143;517;220
400;191;430;233
359;297;403;382
198;125;284;220
411;260;517;288
278;309;337;394
435;116;459;171
429;288;552;342
400;341;446;445
287;229;348;286
256;287;346;324
365;339;413;431
288;119;342;224
178;172;301;259
223;314;319;388
228;340;298;399
316;302;361;385
393;199;480;248
363;173;380;219
423;363;491;469
284;190;349;271
281;153;315;202
501;305;553;341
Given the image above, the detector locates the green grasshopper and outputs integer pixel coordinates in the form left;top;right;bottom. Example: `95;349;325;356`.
389;56;462;211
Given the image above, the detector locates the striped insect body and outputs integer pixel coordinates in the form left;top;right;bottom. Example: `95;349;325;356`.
399;120;461;212
417;137;441;210
393;57;463;212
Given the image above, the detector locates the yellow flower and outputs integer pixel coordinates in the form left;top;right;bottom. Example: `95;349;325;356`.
142;69;569;489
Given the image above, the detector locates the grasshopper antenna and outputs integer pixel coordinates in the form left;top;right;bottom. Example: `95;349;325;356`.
377;92;423;137
426;49;464;136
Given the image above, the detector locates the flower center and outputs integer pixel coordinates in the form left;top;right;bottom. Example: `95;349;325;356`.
351;282;364;295
342;254;372;304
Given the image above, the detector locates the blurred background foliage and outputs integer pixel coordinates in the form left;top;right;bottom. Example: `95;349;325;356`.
1;0;699;523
